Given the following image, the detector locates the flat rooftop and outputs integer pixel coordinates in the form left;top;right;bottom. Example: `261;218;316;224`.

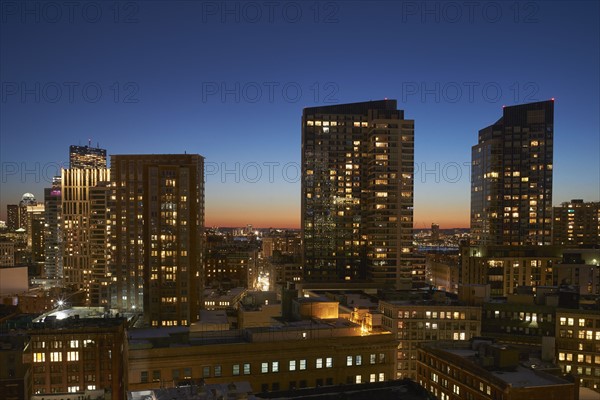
441;346;571;388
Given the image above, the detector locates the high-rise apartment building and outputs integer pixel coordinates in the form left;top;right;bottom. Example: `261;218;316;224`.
27;205;45;263
69;144;107;169
110;154;204;327
471;100;554;246
62;168;110;300
6;204;20;231
89;181;112;306
62;144;109;304
301;100;414;288
44;176;62;279
552;199;600;247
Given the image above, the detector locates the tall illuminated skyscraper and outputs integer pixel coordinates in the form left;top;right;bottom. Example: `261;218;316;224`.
62;144;109;304
110;154;204;327
44;176;62;279
471;100;554;246
301;100;415;288
69;143;107;169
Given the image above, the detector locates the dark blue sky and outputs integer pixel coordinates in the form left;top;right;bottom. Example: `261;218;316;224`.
1;1;599;227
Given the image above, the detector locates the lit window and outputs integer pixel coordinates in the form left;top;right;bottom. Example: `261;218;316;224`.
289;360;296;371
233;364;240;376
355;355;362;366
316;358;323;369
243;363;250;375
299;359;307;370
346;356;353;366
50;352;62;362
261;363;268;373
355;375;362;384
326;357;333;368
67;351;79;361
34;353;45;363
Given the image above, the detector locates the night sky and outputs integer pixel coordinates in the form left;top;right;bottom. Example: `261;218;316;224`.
1;1;598;228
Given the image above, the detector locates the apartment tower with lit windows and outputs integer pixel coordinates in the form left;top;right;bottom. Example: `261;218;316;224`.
62;145;109;304
110;154;204;327
471;100;554;246
301;100;414;288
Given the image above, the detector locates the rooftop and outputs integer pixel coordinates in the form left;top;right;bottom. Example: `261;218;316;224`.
422;341;573;389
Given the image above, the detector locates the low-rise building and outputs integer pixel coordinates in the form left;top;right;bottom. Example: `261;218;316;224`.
482;298;556;345
555;308;600;391
461;246;562;297
127;319;396;393
417;340;578;400
0;334;31;400
25;313;128;399
379;299;481;379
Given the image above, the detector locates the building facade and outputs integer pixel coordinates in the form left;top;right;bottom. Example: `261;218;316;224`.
69;144;107;169
44;177;62;279
26;317;127;399
481;300;556;345
128;321;395;393
417;341;577;400
61;168;110;303
379;300;481;379
7;204;20;231
552;200;600;247
302;100;414;289
461;245;560;296
555;309;600;391
471;100;554;246
0;334;31;400
110;154;204;327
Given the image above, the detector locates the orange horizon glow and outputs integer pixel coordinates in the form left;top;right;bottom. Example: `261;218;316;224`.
205;204;470;230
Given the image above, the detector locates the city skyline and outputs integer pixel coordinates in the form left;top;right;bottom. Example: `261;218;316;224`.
1;1;599;229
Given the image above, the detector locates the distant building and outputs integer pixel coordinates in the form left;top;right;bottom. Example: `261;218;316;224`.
19;193;37;235
89;182;112;307
261;231;302;258
69;144;107;169
205;236;258;289
471;100;554;246
417;340;577;400
460;245;561;297
553;199;600;247
555;249;600;295
27;205;45;263
43;177;62;279
481;299;556;345
301;100;415;289
203;287;246;310
0;241;15;267
431;223;440;241
110;154;205;327
425;253;460;293
6;204;20;231
61;167;110;304
379;299;481;380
